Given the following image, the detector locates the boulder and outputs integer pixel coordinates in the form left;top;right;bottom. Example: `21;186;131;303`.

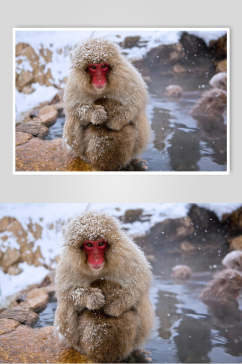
25;288;49;313
16;132;33;146
16;70;34;91
16;121;49;138
229;236;242;251
0;319;20;335
38;105;58;127
1;248;21;272
188;205;221;233
120;36;141;48
222;207;242;232
209;34;227;60
0;307;38;326
0;325;88;363
15;138;93;172
122;209;144;223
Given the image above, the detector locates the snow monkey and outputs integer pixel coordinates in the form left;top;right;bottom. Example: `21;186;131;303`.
63;39;150;171
54;212;154;363
200;269;242;318
222;250;242;272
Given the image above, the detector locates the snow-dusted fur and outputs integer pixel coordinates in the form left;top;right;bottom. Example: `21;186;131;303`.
54;212;154;362
222;250;242;271
63;39;150;171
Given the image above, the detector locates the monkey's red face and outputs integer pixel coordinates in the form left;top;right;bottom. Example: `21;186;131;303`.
87;63;110;90
83;239;108;271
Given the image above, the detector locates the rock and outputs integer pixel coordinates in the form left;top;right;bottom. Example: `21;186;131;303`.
16;121;49;138
39;47;53;63
229;236;242;251
22;85;35;94
16;70;34;91
0;325;88;363
1;248;21;272
190;88;227;122
38;105;58;127
188;205;221;234
0;319;20;335
25;288;49;313
27;221;43;240
120;36;141;48
216;59;227;73
146;43;184;69
209;72;227;91
0;307;38;326
16;132;33;146
122;209;144;223
165;85;183;98
179;32;210;60
40;271;55;287
180;241;196;253
222;207;242;232
15;138;93;172
171;265;192;280
15;42;29;57
49;90;64;105
209;34;227;60
7;264;22;275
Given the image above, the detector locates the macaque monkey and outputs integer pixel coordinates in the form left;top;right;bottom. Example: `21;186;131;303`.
200;269;242;319
209;72;227;91
222;250;242;272
171;265;192;280
63;38;150;171
191;88;227;122
165;85;183;98
54;212;154;363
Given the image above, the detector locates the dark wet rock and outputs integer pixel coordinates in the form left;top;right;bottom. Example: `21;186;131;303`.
209;34;227;60
188;205;221;234
165;85;183;97
38;105;58;127
122;209;144;223
145;43;184;69
120;36;141;48
222;207;242;233
16;132;33;146
0;325;88;363
179;32;210;60
0;307;38;326
16;121;49;138
15;138;93;172
0;319;20;335
190;88;227;122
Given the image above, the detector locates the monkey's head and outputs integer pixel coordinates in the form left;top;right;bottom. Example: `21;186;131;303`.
71;39;126;94
222;250;242;272
64;211;127;275
211;269;242;299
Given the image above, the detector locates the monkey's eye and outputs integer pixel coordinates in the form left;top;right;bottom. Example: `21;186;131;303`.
98;240;105;247
83;241;94;249
101;64;109;71
89;65;97;70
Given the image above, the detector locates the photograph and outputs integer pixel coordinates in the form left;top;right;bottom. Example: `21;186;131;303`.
0;203;242;363
14;28;229;174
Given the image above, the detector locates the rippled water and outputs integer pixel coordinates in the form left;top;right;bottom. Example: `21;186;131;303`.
44;75;227;172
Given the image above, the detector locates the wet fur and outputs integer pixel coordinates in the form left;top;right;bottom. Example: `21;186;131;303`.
63;39;150;171
54;212;154;362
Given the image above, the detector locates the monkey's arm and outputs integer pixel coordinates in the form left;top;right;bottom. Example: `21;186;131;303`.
71;104;107;126
104;253;152;317
70;287;105;310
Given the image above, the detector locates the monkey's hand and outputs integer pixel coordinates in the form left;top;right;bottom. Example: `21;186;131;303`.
91;105;107;125
86;288;105;310
104;300;126;317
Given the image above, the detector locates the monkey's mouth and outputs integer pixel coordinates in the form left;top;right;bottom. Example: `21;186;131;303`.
88;262;104;271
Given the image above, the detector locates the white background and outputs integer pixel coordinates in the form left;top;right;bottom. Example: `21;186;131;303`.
1;0;241;203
